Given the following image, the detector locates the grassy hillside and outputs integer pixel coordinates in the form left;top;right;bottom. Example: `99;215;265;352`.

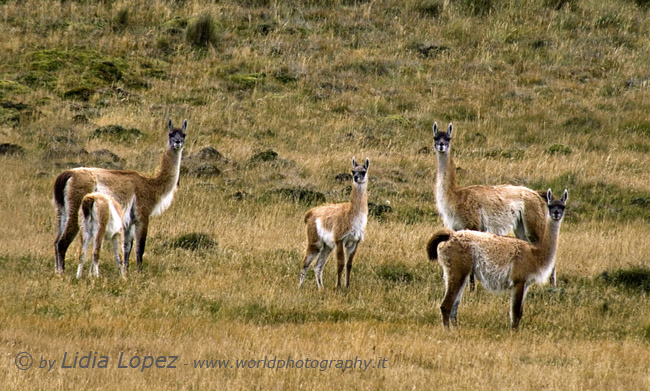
1;0;650;389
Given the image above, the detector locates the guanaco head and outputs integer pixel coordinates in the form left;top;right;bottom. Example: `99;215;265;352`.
433;122;452;153
546;189;568;221
351;157;370;185
168;118;187;151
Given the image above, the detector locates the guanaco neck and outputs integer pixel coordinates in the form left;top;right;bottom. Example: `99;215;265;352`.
436;150;457;205
149;146;183;196
535;218;562;269
349;182;368;219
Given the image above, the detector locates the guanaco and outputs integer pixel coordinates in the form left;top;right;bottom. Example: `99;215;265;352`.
299;157;369;290
427;189;568;329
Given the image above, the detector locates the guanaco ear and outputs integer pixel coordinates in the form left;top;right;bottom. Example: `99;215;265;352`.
562;189;568;204
447;123;453;137
182;119;188;133
168;118;173;132
433;122;438;137
364;158;369;169
546;189;553;205
352;156;357;168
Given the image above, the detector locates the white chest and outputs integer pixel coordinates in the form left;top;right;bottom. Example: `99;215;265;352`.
151;186;177;217
349;213;367;242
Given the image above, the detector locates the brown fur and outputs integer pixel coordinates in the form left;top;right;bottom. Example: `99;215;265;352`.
427;189;567;329
434;123;553;288
53;119;186;275
299;158;369;289
78;193;126;279
426;229;452;261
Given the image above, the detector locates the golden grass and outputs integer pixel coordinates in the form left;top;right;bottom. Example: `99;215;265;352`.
1;0;650;389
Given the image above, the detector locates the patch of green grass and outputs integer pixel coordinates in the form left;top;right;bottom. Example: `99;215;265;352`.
375;263;415;284
600;267;650;293
619;121;650;137
0;80;32;96
562;116;601;133
441;105;478;122
625;142;650;153
18;48;143;93
165;232;218;251
532;173;650;222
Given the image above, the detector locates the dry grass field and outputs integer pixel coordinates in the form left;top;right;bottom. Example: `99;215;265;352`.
2;0;650;389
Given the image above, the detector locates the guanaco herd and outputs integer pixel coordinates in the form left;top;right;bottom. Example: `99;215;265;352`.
52;119;567;329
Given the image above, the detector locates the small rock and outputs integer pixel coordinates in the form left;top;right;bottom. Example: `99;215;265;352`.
369;202;393;218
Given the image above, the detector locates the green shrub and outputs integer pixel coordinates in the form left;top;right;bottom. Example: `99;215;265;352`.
376;263;415;284
166;232;218;251
186;13;220;49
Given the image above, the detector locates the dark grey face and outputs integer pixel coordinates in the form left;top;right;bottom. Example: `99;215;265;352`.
546;189;568;221
168;118;187;150
352;166;367;184
548;201;565;221
351;157;370;184
433;132;451;153
433;122;452;153
169;129;185;150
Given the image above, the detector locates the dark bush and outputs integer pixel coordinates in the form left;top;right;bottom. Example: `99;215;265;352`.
546;144;572;155
91;125;143;142
250;149;278;163
369;202;393;219
269;187;326;205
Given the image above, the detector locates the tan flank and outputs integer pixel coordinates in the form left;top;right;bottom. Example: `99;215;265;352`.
77;192;126;279
299;157;369;290
432;122;554;287
427;189;568;330
53;118;187;275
